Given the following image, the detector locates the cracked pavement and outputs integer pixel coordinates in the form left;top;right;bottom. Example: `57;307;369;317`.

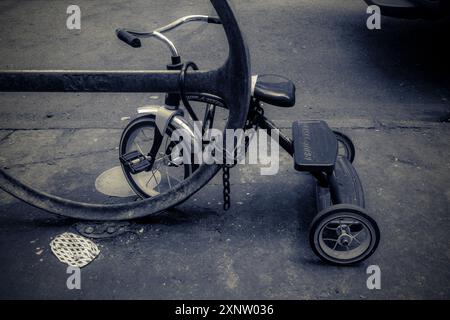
0;0;449;299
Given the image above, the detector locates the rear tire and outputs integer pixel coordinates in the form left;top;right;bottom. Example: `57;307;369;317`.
334;131;355;163
309;204;380;265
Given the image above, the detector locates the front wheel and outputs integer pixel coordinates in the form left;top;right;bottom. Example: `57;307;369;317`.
309;204;380;265
119;115;195;199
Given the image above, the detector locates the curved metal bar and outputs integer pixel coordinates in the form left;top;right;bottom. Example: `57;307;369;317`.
152;32;179;57
124;15;216;57
0;164;220;221
155;15;212;33
0;0;251;220
128;15;212;36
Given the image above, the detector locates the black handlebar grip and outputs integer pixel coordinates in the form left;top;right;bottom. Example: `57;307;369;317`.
116;29;141;48
207;17;222;24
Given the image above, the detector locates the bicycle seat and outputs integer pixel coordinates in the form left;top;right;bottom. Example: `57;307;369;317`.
252;74;296;108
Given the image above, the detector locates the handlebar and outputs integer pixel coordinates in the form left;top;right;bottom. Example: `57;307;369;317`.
148;15;221;34
116;29;141;48
116;15;222;56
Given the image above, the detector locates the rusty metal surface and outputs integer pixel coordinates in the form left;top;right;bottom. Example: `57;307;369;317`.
0;69;217;94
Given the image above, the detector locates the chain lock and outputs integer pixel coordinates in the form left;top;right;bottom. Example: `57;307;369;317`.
221;100;264;211
222;164;231;210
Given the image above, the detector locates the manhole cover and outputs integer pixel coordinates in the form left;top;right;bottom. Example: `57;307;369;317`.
74;221;132;239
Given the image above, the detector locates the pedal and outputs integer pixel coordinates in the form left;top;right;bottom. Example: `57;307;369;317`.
292;120;338;173
120;150;151;174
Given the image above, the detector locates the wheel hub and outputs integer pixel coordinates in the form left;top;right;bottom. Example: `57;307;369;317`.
337;233;352;247
336;224;353;247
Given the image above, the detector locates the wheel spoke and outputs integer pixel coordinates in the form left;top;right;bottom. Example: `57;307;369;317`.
141;128;152;140
332;241;339;250
347;220;358;227
134;142;145;156
146;170;159;188
165;166;172;189
352;229;364;239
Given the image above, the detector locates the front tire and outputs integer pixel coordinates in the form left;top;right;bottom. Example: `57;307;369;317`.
119;115;195;199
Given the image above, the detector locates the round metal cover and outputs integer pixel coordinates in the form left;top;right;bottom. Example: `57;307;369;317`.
95;166;162;198
50;232;100;268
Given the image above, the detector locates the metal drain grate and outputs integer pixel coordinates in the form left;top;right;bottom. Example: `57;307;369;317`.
50;232;100;268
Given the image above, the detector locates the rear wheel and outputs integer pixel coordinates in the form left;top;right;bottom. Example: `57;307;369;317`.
334;131;355;163
309;204;380;265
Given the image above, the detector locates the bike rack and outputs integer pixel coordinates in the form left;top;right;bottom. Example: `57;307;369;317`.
0;0;251;220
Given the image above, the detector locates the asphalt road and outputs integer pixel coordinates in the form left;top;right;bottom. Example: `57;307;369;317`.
0;0;449;299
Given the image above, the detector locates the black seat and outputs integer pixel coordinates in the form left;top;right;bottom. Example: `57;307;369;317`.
253;74;296;107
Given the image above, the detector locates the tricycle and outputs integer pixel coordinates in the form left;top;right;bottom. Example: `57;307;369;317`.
0;0;379;265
